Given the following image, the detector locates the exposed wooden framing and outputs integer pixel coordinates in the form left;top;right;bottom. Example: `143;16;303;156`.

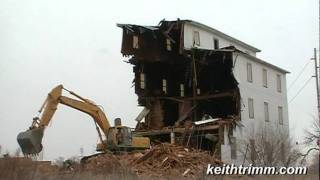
139;90;236;102
134;124;219;136
191;49;198;122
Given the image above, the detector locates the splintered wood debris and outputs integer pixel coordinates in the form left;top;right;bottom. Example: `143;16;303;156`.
73;143;222;178
131;143;222;177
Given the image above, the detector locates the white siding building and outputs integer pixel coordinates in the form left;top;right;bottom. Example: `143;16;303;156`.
183;20;289;165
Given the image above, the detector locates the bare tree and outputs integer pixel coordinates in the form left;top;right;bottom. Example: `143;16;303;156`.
0;144;2;155
238;125;300;166
298;118;319;162
308;153;319;173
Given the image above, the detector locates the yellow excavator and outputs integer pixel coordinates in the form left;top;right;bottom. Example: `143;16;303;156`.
17;85;150;155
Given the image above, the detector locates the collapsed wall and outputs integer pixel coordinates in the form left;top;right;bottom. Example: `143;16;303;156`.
118;20;241;154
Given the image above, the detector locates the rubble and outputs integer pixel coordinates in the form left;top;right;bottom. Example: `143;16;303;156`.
131;143;222;177
68;143;222;178
64;153;127;175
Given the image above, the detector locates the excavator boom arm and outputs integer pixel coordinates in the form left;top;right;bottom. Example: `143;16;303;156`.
17;84;111;155
58;96;110;132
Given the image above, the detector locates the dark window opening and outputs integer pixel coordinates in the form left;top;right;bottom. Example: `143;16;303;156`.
214;38;219;49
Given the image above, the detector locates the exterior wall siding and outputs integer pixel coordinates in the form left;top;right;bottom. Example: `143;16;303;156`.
183;22;289;165
183;23;257;56
225;53;289;164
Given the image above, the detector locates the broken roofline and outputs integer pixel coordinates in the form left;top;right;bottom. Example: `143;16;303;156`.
117;19;261;53
117;19;288;73
189;47;290;74
184;20;261;53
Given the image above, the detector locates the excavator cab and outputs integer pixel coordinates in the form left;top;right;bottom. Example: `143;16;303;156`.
96;118;150;152
101;126;150;152
105;126;133;150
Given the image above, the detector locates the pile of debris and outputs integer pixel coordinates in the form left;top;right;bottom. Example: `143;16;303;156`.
64;153;129;175
131;143;222;177
61;143;222;178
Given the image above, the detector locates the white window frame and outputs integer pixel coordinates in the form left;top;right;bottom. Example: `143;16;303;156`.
247;63;253;83
277;74;282;92
193;31;200;46
263;68;268;88
278;106;283;125
264;102;269;122
248;98;254;119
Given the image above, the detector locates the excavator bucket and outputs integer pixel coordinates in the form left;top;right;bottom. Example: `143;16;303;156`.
17;127;44;155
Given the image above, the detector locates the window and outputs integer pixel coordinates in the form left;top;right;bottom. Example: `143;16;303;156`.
263;69;268;87
247;63;253;82
265;141;272;164
140;73;145;89
264;102;269;122
250;139;256;162
248;98;254;119
213;38;219;49
277;74;282;92
193;31;200;46
180;84;184;97
281;143;285;162
230;137;237;159
162;79;167;94
278;106;283;125
133;35;139;49
166;38;172;51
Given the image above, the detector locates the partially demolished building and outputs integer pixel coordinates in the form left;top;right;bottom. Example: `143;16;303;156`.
118;20;289;164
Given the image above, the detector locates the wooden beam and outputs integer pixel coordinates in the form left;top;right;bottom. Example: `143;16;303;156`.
134;124;220;136
139;90;236;102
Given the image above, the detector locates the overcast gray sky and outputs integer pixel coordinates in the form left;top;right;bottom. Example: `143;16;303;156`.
0;0;318;160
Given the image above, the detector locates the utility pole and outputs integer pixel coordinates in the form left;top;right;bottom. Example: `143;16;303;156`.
313;48;320;120
318;0;320;122
319;0;320;81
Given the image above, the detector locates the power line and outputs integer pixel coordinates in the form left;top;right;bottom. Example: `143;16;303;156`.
289;76;313;104
288;60;311;91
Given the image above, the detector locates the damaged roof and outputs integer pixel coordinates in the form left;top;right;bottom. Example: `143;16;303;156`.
184;20;261;53
117;19;288;73
117;24;159;32
193;46;289;73
117;19;261;53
